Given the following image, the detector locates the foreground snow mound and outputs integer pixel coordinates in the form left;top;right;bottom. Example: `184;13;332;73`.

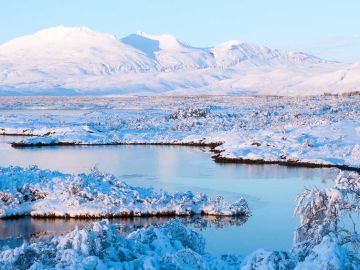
294;235;353;270
0;220;233;270
293;171;360;268
0;166;249;218
1;219;356;270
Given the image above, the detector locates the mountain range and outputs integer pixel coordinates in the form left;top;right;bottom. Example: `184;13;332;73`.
0;25;359;96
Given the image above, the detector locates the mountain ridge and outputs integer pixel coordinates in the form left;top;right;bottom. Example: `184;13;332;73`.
0;26;358;96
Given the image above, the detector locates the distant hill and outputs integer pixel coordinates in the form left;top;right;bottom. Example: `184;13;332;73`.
0;26;358;96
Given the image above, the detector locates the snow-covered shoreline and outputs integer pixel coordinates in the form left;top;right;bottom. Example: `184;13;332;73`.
0;95;359;268
1;95;359;170
0;166;249;219
0;171;359;269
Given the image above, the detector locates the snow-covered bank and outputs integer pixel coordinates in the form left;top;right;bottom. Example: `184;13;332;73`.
213;119;360;171
1;95;359;170
0;171;359;269
0;166;249;218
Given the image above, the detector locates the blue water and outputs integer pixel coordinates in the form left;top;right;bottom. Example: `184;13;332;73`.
0;136;336;254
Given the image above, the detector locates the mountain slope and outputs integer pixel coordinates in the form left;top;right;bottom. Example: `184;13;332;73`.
211;40;325;67
0;26;158;76
0;26;358;96
122;32;215;71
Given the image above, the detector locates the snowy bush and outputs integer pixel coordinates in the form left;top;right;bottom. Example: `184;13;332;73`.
0;220;244;270
293;171;360;268
0;171;359;269
2;96;359;169
167;107;210;120
0;166;250;218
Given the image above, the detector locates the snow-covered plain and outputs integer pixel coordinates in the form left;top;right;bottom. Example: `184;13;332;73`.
0;95;359;268
1;95;359;170
1;26;360;96
0;171;358;269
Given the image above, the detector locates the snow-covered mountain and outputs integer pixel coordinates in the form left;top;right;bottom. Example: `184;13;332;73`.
211;40;325;67
122;32;215;71
0;25;358;95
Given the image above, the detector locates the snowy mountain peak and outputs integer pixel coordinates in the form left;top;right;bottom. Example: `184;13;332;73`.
130;31;187;51
33;25;109;39
122;31;210;70
0;25;120;53
0;26;159;75
0;26;353;96
215;40;245;50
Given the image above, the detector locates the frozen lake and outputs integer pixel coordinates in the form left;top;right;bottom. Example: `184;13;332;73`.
0;135;335;255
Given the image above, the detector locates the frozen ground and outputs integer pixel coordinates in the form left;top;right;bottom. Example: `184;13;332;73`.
0;95;359;169
0;171;358;269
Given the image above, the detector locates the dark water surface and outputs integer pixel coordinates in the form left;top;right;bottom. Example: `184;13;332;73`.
0;135;336;255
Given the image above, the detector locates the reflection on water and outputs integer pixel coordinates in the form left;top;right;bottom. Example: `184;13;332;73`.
0;215;248;249
0;136;336;254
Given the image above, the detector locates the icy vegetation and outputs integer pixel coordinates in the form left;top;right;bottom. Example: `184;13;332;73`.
0;219;243;270
1;95;359;169
0;26;360;95
0;95;359;268
292;171;360;269
0;171;359;269
0;166;249;218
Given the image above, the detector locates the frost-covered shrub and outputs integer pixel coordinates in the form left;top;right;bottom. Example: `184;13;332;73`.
4;96;360;170
0;220;244;270
293;172;360;267
342;91;360;97
0;166;250;218
1;171;359;269
167;107;210;120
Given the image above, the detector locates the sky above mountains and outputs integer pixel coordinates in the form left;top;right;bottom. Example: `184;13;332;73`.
1;0;360;62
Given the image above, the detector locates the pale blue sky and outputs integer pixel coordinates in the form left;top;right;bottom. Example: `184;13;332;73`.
1;0;360;62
